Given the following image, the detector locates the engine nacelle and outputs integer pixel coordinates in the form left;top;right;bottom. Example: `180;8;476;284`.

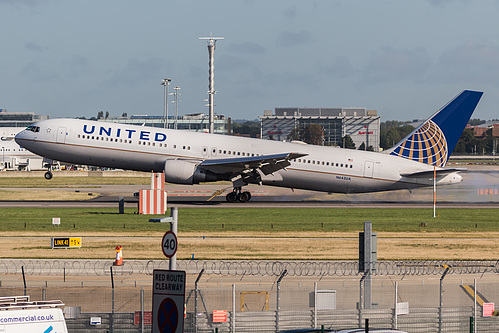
164;160;217;184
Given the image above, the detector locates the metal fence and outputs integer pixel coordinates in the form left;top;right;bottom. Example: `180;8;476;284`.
1;261;499;332
0;259;497;276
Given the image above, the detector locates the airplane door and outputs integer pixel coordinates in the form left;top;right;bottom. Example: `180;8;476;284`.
363;161;374;178
56;127;67;144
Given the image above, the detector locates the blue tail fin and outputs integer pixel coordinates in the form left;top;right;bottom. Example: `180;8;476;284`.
388;90;483;167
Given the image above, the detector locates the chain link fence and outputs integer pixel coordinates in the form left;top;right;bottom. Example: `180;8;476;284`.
1;260;499;332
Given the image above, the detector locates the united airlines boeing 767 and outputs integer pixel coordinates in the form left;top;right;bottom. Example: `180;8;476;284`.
15;90;482;202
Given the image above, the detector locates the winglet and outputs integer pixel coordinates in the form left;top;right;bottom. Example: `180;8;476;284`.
388;90;483;167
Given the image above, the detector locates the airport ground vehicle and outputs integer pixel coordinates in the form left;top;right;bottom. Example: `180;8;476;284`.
0;296;68;333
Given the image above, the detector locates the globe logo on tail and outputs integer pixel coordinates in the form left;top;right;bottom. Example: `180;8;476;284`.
390;120;448;167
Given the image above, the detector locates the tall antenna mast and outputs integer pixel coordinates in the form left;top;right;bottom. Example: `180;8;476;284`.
199;35;224;134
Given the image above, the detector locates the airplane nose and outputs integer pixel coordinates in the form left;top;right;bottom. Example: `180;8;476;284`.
14;131;25;145
14;129;31;147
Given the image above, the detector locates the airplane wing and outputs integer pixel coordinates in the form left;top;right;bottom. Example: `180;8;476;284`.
400;168;467;178
199;152;307;176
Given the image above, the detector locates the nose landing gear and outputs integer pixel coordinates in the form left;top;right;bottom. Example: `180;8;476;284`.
44;165;53;180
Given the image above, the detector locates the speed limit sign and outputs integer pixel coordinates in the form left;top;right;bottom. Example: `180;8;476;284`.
162;231;178;258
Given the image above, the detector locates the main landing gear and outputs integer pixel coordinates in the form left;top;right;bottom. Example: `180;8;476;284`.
225;187;252;203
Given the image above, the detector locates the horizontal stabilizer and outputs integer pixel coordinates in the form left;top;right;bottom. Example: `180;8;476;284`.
400;168;467;178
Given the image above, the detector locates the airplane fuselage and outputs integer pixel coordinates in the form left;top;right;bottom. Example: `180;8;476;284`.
15;119;461;194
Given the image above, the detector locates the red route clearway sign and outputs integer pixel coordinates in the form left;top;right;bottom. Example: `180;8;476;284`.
152;269;186;333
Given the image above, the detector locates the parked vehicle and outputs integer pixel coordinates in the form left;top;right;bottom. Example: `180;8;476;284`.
0;296;68;333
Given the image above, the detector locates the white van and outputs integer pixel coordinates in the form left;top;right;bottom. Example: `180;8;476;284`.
0;296;68;333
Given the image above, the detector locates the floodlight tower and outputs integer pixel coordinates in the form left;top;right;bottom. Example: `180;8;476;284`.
199;36;224;134
161;78;172;129
171;86;181;130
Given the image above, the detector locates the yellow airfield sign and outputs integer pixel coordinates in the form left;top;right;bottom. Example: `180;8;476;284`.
51;237;82;249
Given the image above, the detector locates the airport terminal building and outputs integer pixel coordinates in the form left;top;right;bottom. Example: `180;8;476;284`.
0;109;48;127
98;113;231;135
260;107;380;151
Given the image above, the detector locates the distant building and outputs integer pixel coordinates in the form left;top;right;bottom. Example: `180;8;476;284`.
0;109;48;127
260;107;380;151
467;122;499;138
98;113;231;135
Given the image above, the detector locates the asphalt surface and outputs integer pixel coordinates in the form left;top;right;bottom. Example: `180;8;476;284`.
0;165;498;208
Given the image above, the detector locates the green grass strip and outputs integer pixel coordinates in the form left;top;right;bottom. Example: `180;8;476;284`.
0;207;496;234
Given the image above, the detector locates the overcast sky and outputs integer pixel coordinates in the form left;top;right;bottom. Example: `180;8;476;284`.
1;0;498;122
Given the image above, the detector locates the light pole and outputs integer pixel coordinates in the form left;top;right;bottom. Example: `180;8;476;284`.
161;78;172;129
171;86;181;130
199;36;223;134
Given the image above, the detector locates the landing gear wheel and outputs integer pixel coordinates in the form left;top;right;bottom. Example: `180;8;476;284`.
237;191;250;203
44;171;53;180
226;192;237;203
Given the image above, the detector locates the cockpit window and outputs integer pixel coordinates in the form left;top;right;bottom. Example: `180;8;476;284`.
26;125;40;132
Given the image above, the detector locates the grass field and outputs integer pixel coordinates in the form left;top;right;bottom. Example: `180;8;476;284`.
0;207;496;234
0;207;498;260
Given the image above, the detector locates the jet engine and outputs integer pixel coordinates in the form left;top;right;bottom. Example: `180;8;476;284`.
164;159;218;184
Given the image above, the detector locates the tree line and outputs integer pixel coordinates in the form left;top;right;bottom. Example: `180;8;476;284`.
379;119;498;155
230;119;497;155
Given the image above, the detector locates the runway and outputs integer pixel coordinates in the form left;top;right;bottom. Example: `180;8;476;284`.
0;165;497;208
0;200;497;209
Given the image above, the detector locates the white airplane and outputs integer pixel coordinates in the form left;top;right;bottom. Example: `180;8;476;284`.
15;90;482;202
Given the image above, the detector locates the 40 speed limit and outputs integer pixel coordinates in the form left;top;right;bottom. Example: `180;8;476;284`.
161;231;178;258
